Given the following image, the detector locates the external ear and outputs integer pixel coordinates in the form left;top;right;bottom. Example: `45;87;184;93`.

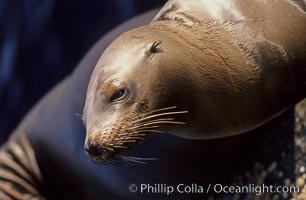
145;40;163;56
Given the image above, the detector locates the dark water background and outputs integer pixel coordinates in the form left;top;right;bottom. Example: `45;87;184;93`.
0;0;165;144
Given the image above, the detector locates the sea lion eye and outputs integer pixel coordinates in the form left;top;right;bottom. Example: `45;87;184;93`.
110;88;129;102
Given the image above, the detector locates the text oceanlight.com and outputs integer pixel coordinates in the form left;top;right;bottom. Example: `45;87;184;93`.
128;183;300;196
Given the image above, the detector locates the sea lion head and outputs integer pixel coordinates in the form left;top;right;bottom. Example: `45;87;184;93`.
82;23;262;162
82;25;210;161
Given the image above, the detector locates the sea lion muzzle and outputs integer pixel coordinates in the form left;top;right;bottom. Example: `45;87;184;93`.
84;138;112;161
84;140;102;157
84;101;188;162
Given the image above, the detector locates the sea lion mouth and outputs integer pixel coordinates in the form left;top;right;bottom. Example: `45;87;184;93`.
85;101;188;163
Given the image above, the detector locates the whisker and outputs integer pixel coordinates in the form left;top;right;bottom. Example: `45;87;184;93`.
114;145;128;149
128;159;147;165
105;147;115;152
111;157;136;167
133;130;163;133
132;121;186;130
133;111;188;124
116;130;164;142
127;125;160;131
128;106;179;122
116;128;164;137
140;121;186;127
121;157;148;165
133;118;175;127
75;113;85;120
126;130;164;135
144;106;178;115
123;156;160;161
122;140;137;143
115;135;146;140
117;155;160;165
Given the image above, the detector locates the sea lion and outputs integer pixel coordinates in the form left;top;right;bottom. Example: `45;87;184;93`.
0;1;306;200
83;0;306;161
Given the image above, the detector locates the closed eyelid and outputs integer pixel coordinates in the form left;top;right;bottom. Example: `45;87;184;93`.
109;88;129;103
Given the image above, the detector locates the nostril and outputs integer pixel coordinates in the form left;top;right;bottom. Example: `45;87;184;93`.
84;141;101;157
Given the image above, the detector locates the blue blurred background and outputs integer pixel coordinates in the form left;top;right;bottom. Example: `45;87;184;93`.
0;0;164;144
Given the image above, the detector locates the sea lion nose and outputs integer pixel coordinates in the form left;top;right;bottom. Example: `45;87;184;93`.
84;140;100;157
